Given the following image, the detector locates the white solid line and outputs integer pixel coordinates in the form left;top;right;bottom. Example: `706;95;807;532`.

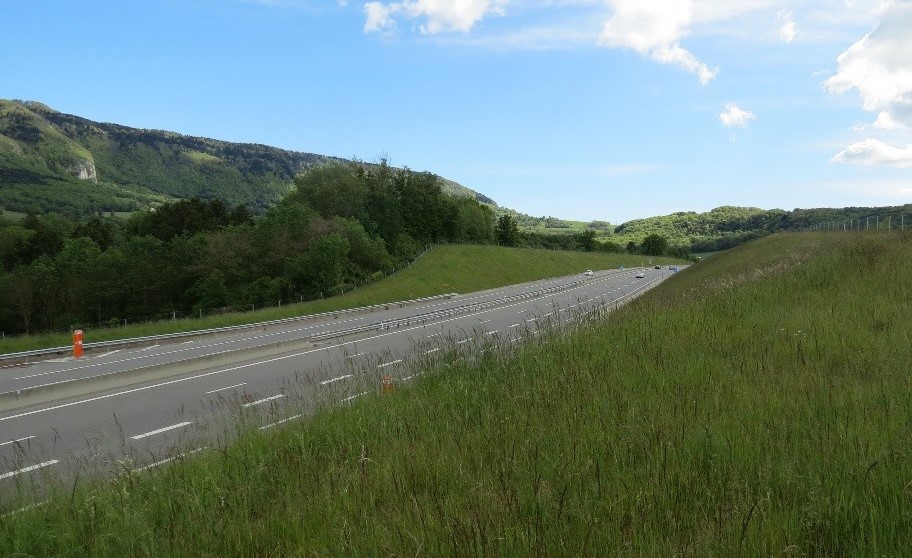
131;421;193;440
259;415;303;431
342;391;369;403
242;394;285;408
423;348;439;355
320;374;353;386
377;359;403;369
205;383;247;394
0;436;35;447
135;447;207;472
0;460;59;481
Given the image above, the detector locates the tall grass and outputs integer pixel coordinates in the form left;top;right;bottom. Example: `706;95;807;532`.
2;232;909;556
0;244;679;354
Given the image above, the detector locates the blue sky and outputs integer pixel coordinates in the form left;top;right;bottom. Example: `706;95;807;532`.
3;0;911;223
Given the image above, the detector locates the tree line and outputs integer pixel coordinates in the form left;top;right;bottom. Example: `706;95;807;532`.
0;162;496;335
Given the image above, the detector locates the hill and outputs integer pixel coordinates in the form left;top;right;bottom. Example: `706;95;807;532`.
3;231;911;554
0;99;487;216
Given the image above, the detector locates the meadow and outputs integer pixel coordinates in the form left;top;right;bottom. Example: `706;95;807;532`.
1;232;910;556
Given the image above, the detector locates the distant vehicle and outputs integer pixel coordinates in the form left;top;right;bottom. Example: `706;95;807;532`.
654;265;660;269
584;270;593;276
635;271;646;278
668;265;674;269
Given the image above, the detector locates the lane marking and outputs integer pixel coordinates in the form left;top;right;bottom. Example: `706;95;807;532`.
135;447;207;472
0;460;59;481
1;501;47;518
478;319;492;324
526;318;537;323
131;421;192;440
344;353;365;360
509;324;520;328
259;415;303;431
342;391;369;403
456;339;470;345
137;344;160;352
0;436;35;447
485;331;498;336
242;394;285;408
95;350;121;359
423;348;439;355
320;375;353;386
426;333;440;338
378;359;403;369
205;383;247;394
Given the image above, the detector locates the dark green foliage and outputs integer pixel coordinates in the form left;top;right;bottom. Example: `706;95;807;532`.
496;214;519;246
640;233;668;256
0;163;497;335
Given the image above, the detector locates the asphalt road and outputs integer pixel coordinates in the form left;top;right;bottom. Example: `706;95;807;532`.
0;266;680;497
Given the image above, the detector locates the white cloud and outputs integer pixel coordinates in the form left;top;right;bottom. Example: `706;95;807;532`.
598;0;717;85
824;2;912;128
720;103;757;128
831;138;912;168
363;0;507;35
777;10;796;43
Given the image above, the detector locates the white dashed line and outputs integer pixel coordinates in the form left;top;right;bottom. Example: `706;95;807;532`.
378;359;403;369
0;460;59;481
342;391;369;403
423;348;440;355
242;394;285;408
205;383;247;394
259;415;303;431
131;421;193;440
320;375;353;386
0;436;35;447
135;448;207;472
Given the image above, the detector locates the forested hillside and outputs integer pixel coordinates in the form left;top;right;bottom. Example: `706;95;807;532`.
0;162;494;335
0;99;485;216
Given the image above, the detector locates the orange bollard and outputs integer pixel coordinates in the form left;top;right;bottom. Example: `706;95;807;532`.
381;375;394;394
73;329;84;359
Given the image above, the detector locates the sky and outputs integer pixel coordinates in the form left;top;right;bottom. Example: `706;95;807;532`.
3;0;912;223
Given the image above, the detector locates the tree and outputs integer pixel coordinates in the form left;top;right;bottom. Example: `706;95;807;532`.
640;234;669;256
496;215;519;246
576;229;597;252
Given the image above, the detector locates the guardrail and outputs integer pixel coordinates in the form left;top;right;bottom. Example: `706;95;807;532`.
0;293;457;364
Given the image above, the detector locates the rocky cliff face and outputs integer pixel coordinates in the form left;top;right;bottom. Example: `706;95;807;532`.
70;159;97;182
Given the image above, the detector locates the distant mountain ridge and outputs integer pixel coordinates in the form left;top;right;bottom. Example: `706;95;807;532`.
0;99;489;216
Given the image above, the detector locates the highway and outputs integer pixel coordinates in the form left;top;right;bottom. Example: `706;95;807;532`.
0;266;679;495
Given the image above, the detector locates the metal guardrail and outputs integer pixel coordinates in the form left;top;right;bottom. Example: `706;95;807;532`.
0;293;458;363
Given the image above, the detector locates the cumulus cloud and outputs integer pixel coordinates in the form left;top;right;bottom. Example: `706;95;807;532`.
824;2;912;128
777;10;796;43
831;138;912;168
598;0;717;85
363;0;507;35
720;103;757;128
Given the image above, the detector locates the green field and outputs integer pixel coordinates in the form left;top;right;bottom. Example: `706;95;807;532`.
0;245;679;354
3;232;910;556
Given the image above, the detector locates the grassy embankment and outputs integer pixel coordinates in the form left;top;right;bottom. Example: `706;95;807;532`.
0;245;679;354
3;232;911;555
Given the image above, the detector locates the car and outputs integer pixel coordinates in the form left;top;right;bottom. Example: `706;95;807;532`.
584;270;593;276
635;271;646;278
654;265;660;269
668;265;674;269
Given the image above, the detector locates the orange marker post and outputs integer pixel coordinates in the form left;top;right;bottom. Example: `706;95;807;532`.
381;375;394;394
73;329;84;359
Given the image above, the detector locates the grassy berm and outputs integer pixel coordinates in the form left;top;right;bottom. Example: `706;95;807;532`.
3;232;911;556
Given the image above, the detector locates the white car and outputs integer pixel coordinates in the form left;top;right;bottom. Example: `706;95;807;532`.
635;271;646;278
584;270;594;277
